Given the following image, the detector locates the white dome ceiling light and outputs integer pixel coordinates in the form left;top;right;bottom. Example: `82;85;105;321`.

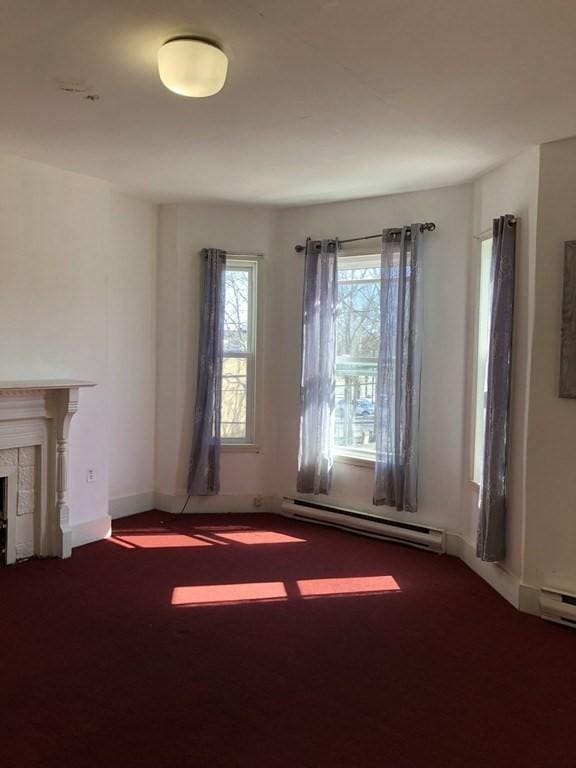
158;37;228;98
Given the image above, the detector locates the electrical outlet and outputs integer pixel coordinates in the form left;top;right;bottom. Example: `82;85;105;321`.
86;469;96;483
253;494;263;508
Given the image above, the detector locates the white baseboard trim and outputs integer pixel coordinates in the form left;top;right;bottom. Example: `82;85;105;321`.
178;493;280;514
71;515;111;549
109;491;155;520
157;493;281;515
446;531;521;609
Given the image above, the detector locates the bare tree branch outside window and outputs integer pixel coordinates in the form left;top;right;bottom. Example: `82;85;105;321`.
221;264;256;441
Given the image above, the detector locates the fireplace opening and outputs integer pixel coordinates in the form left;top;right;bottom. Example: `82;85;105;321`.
0;477;7;566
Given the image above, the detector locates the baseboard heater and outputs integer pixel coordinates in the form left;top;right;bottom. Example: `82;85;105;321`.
539;587;576;628
281;498;445;554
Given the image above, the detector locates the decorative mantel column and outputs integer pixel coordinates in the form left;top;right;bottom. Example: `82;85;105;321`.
54;386;81;558
0;380;95;559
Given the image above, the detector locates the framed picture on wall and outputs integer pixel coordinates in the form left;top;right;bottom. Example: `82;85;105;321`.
559;240;576;398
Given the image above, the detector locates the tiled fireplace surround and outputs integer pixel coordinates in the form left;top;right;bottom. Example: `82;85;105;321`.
0;381;94;563
0;445;39;561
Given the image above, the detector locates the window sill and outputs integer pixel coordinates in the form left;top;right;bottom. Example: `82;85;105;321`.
221;443;261;454
334;453;375;469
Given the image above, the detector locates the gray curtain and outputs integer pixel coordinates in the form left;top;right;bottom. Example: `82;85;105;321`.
374;225;423;512
477;215;516;562
187;248;227;496
297;238;339;495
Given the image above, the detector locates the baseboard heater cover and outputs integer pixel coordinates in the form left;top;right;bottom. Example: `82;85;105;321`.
282;498;445;554
539;587;576;628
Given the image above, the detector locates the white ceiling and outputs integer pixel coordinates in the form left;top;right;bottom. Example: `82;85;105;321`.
2;0;576;206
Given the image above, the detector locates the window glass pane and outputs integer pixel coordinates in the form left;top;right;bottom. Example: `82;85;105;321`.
337;280;380;358
221;356;247;440
224;269;250;353
335;363;378;455
473;238;493;484
335;256;380;457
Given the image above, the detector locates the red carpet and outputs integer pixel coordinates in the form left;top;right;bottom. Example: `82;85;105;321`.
1;511;575;767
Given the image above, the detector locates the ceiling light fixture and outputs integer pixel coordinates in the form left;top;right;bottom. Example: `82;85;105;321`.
158;37;228;98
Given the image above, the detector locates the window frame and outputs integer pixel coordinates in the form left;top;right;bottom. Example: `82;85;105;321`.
221;256;259;448
471;233;493;487
333;250;381;465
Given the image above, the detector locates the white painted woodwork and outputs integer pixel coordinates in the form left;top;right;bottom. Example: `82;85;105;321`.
0;381;95;560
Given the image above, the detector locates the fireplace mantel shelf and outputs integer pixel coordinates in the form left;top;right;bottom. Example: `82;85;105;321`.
0;380;95;392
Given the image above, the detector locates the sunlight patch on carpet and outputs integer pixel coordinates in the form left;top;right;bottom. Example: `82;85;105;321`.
214;531;306;545
297;575;400;599
112;534;212;549
172;582;287;607
172;575;400;607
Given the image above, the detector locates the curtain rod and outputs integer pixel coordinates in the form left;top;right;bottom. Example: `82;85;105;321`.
473;217;518;240
293;222;436;253
200;250;263;258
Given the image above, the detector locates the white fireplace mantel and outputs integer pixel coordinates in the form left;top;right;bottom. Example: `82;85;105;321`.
0;380;96;393
0;380;95;560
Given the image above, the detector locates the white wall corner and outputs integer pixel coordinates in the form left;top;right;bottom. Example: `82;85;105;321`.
109;491;155;519
154;491;175;513
71;515;111;549
518;582;541;616
446;531;521;609
445;530;464;558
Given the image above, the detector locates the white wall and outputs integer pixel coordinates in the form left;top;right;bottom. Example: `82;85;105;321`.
273;184;473;533
6;139;570;610
469;148;540;581
0;153;157;537
155;203;278;510
156;188;474;531
524;137;576;591
107;192;157;516
5;136;574;608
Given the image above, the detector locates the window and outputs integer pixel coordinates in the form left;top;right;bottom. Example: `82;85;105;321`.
472;237;493;485
221;258;258;444
334;253;381;460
